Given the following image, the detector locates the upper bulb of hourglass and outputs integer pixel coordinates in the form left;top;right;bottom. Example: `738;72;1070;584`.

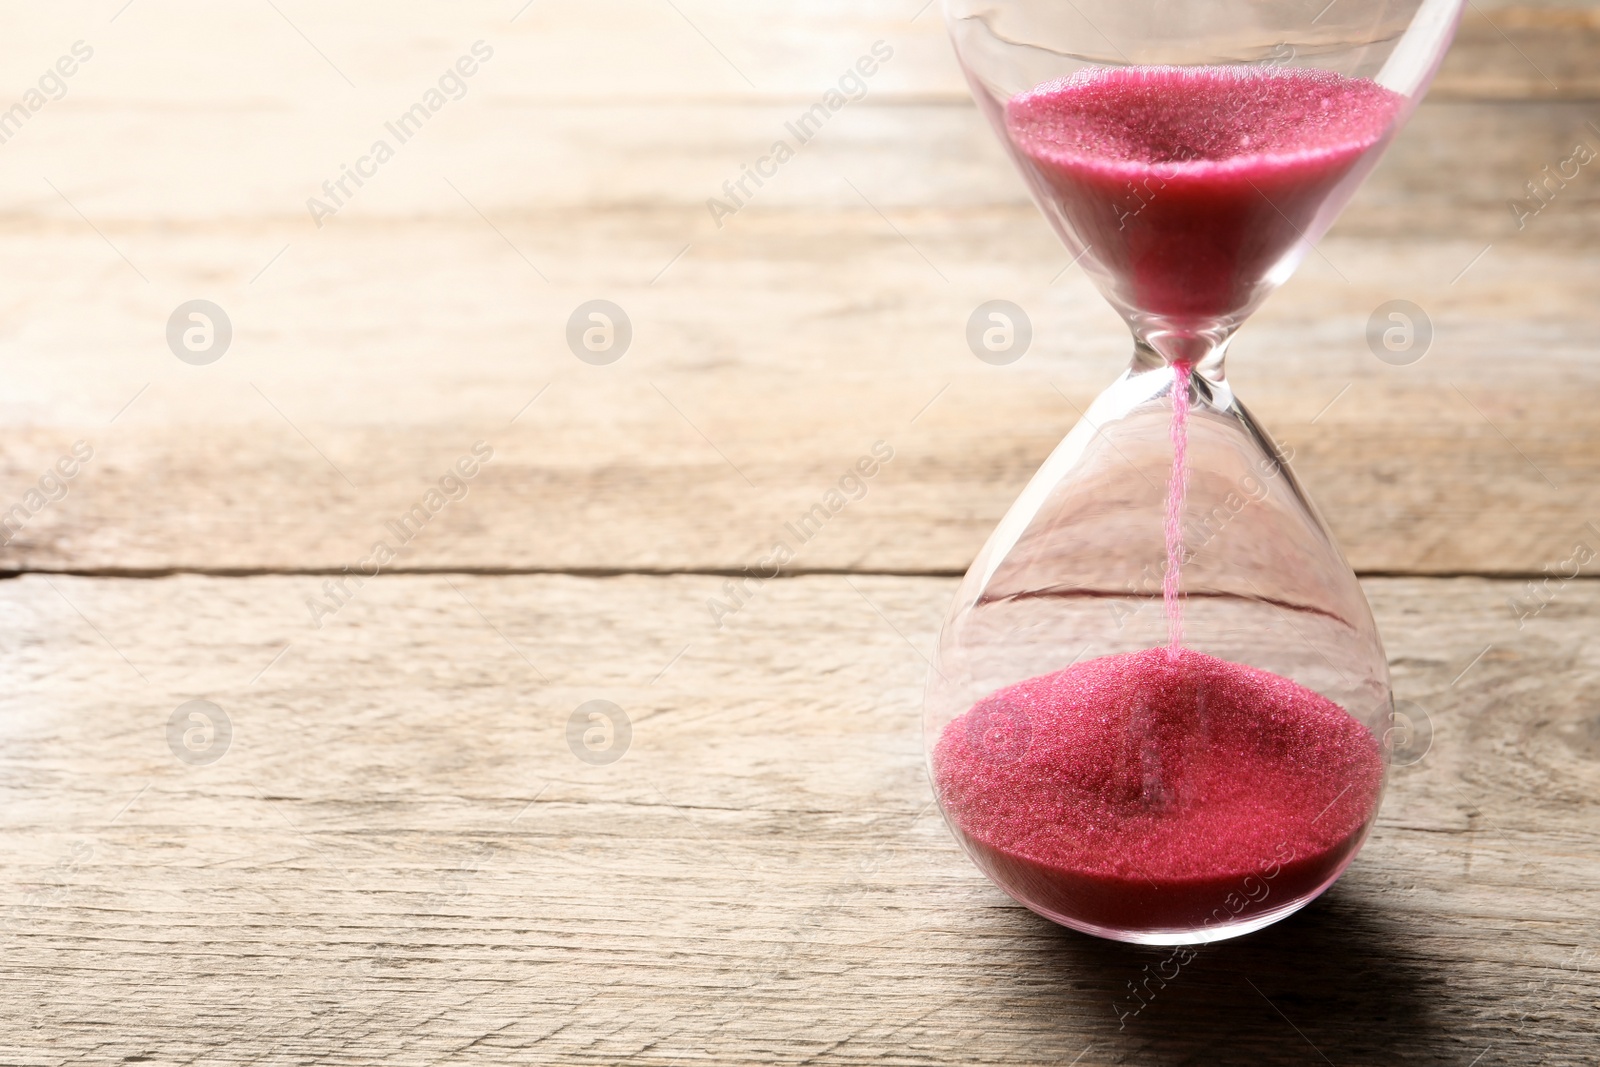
925;0;1464;943
1003;66;1403;341
946;0;1462;342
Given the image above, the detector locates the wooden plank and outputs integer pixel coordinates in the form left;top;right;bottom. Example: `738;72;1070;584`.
0;5;1594;227
0;9;1592;581
0;572;1593;1063
0;212;1596;577
1435;3;1600;100
3;92;1595;225
0;0;1591;137
3;4;1594;1062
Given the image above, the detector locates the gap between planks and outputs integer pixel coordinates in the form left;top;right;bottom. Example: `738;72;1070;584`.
1;566;1596;581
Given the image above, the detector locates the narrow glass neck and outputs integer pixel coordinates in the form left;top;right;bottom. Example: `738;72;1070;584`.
1129;327;1234;384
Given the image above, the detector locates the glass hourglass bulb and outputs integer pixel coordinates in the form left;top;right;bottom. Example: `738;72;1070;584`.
925;0;1465;943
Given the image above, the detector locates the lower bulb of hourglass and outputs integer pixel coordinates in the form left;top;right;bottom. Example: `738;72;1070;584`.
924;355;1392;944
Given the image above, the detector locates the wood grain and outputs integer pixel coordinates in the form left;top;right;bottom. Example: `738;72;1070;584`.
1;3;1597;1063
0;573;1594;1064
0;1;1595;577
1;219;1596;577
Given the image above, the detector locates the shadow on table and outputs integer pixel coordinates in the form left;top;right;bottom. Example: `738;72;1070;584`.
1034;887;1443;1065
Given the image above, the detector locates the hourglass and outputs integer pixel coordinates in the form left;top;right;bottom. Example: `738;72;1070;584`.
926;0;1464;943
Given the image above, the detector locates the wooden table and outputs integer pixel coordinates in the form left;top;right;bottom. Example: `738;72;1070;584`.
1;2;1596;1063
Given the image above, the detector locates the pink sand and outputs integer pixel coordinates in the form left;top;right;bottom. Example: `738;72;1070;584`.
1006;66;1403;322
937;67;1392;935
1164;361;1192;654
934;649;1383;933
